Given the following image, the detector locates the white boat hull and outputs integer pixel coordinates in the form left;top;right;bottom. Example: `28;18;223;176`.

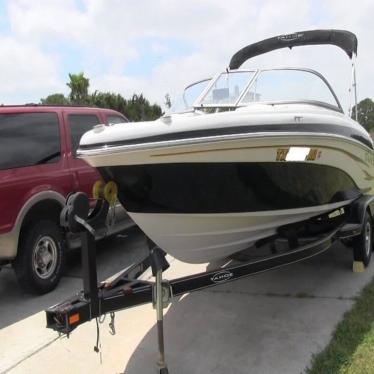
79;107;374;263
129;201;352;263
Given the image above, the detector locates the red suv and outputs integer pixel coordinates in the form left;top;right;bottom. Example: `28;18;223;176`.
0;105;134;294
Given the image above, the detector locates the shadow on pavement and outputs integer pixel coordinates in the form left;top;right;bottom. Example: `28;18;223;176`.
122;243;374;374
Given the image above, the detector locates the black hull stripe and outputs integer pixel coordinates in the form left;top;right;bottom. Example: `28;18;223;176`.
100;162;361;214
80;122;373;151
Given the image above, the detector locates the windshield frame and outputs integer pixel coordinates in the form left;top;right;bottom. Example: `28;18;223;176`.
195;69;257;108
182;78;212;109
193;67;343;113
168;78;212;114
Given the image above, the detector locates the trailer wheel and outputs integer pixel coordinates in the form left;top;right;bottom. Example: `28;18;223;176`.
353;211;373;267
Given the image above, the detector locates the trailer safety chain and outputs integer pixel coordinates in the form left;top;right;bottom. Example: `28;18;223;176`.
94;301;106;361
109;312;116;335
93;311;115;363
94;317;102;364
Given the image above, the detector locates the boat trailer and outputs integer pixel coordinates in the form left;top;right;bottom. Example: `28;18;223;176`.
45;192;373;373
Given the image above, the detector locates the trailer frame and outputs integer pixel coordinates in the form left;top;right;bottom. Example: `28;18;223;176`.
46;192;374;373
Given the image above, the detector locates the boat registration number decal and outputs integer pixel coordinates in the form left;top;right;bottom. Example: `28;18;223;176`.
305;148;320;161
276;148;320;161
276;148;289;161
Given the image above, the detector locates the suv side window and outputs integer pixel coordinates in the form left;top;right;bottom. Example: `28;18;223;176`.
0;112;60;170
68;114;99;156
106;115;127;125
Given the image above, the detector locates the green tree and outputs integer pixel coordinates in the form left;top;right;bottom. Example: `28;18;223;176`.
40;72;162;121
40;93;70;105
67;72;90;104
125;94;162;121
90;91;127;113
352;98;374;131
89;91;161;121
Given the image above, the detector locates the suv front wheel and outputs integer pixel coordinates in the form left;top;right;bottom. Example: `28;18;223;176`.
14;220;65;294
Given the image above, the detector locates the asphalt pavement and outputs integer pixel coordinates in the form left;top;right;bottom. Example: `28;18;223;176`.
1;227;373;374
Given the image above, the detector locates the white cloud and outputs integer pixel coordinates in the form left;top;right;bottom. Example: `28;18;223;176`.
319;0;374;103
0;36;63;104
8;0;88;42
1;0;373;109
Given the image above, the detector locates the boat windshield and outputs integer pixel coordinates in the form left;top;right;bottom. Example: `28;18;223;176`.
197;69;341;110
170;78;211;113
200;71;255;106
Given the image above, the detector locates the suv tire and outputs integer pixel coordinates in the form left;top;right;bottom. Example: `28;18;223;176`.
14;220;65;294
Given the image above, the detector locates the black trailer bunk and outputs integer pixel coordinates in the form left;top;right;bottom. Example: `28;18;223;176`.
45;191;374;374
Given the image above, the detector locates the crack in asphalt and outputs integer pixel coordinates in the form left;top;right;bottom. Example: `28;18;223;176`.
1;335;63;374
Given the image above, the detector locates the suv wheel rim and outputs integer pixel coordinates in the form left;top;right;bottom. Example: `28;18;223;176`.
365;221;372;258
33;236;58;279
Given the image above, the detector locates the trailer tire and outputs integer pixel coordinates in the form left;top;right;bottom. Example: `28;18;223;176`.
352;211;372;267
14;220;65;294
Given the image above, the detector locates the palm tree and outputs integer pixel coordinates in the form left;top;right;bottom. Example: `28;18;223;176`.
67;73;90;104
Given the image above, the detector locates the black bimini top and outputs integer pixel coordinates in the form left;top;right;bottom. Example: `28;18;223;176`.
229;29;358;69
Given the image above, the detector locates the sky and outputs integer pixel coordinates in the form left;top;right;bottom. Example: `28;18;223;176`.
0;0;373;112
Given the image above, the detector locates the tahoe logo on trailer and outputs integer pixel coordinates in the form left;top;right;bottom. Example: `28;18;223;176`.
211;270;234;283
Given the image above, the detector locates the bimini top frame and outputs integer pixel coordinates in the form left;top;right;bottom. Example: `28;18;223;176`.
229;29;358;69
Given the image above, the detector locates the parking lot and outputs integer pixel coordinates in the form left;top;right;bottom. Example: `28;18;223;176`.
1;227;374;374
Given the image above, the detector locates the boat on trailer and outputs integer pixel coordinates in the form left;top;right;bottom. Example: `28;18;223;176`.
47;30;374;374
78;29;374;264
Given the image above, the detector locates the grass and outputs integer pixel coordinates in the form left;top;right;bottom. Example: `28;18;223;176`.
306;276;374;374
